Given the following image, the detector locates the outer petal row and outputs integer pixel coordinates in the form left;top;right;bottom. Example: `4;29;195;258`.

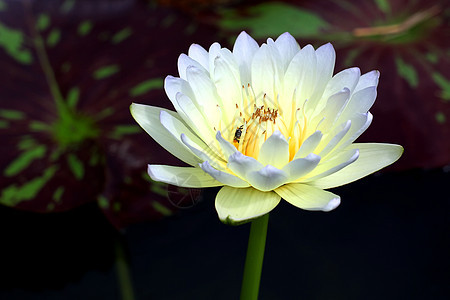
130;103;201;166
215;182;341;225
275;183;340;212
311;143;404;189
148;165;223;188
200;161;250;188
215;186;280;225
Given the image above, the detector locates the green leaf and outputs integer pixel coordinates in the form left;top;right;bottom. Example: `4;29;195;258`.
97;195;109;208
18;137;37;150
148;177;169;198
52;186;65;202
66;87;80;108
432;72;450;101
60;0;75;13
4;145;47;177
67;153;84;180
152;202;172;216
425;52;438;64
395;57;418;87
0;109;25;120
111;27;132;44
53;113;99;147
93;64;120;79
37;14;50;31
78;20;93;36
129;78;163;96
0;166;58;206
435;112;446;124
29;121;51;131
219;3;329;39
374;0;390;14
46;28;61;47
0;22;32;64
109;125;141;139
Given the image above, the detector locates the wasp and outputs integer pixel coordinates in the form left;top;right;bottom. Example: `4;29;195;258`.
233;125;244;143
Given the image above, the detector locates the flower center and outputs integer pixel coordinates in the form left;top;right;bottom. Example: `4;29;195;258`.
232;103;290;160
225;84;308;162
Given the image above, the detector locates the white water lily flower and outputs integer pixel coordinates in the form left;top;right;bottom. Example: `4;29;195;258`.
131;31;403;225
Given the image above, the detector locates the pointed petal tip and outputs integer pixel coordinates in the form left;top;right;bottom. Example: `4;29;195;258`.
278;31;295;38
215;187;280;225
322;196;341;212
147;164;157;181
392;144;404;162
129;102;142;113
237;30;250;37
129;102;137;113
305;152;321;161
319;42;335;51
220;214;264;226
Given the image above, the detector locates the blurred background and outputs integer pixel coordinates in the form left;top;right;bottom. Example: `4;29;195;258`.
0;0;449;299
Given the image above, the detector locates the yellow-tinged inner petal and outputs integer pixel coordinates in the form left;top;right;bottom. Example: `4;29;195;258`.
226;84;308;162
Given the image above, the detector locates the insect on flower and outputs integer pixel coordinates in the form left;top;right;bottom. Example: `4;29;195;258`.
233;125;244;144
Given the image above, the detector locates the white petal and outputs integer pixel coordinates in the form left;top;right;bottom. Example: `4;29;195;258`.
159;110;206;160
215;48;240;81
176;92;214;143
177;53;207;80
208;42;221;75
186;66;221;129
275;183;340;212
148;165;222;187
160;110;203;145
188;43;209;71
301;148;359;182
312;43;336;94
227;151;264;179
283;45;317;110
251;43;282;106
321;67;361;105
246;165;288;192
213;49;241;126
294;131;323;159
282;153;321;181
130;103;200;166
315;87;350;131
215;186;280;225
339;86;377;122
311;143;404;189
257;131;289;168
316;120;351;158
274;32;300;71
200;161;250;188
216;131;237;158
354;70;379;92
333;112;373;154
164;76;195;119
233;31;260;85
181;133;226;169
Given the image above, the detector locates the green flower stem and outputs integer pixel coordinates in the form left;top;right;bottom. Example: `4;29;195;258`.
240;213;269;300
115;238;136;300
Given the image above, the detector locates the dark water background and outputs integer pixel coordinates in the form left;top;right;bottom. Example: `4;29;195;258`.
0;168;448;299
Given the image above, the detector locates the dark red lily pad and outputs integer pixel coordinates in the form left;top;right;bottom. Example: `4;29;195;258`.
215;0;450;169
0;0;219;227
